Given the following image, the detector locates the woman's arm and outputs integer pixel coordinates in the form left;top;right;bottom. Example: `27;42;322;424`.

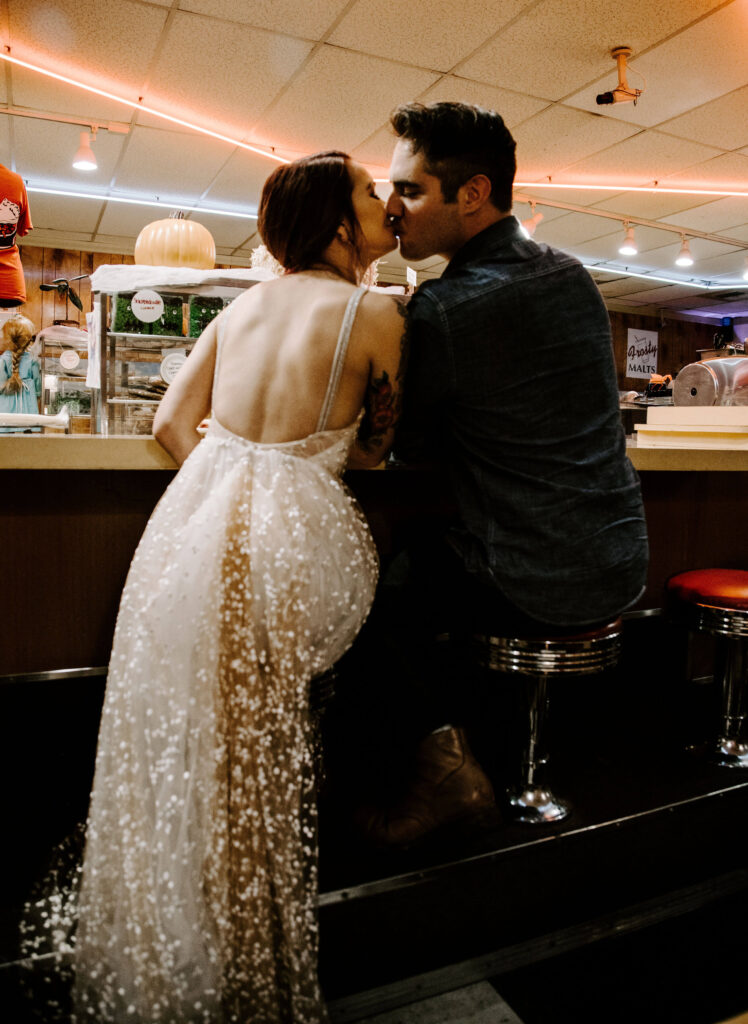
152;317;219;466
347;296;409;470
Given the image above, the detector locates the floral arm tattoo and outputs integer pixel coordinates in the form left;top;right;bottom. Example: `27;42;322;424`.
357;299;409;454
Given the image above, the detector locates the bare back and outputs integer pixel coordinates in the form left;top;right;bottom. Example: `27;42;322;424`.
212;275;374;444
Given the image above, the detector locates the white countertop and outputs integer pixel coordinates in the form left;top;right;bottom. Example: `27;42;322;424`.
3;434;748;471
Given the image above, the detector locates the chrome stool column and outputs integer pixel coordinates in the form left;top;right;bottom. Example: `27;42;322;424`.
666;569;748;768
472;620;623;824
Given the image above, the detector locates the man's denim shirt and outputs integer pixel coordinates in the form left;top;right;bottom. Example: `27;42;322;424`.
394;216;648;626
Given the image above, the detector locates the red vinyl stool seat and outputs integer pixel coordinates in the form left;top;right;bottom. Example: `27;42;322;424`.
666;569;748;768
472;618;623;824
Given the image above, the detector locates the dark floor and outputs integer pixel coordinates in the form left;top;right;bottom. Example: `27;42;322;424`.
3;615;748;1022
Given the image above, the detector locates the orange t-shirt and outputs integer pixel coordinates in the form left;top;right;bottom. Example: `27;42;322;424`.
0;165;33;303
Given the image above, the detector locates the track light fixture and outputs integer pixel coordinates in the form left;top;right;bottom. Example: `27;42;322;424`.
73;127;97;170
596;46;643;106
618;222;638;256
675;235;694;267
520;202;544;237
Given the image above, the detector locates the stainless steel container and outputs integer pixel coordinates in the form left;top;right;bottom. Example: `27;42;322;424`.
673;357;748;406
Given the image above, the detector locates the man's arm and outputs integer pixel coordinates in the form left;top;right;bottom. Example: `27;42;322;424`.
392;292;451;465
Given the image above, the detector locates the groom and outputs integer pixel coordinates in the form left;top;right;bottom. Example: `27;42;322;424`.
358;101;648;846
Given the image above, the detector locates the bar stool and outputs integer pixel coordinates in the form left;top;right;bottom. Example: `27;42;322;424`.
666;569;748;768
472;619;623;823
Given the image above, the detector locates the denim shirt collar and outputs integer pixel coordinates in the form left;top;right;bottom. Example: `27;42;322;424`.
444;215;522;276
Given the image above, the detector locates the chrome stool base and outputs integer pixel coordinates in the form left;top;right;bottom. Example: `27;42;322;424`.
507;786;570;824
473;620;622;826
713;737;748;769
667;570;748;769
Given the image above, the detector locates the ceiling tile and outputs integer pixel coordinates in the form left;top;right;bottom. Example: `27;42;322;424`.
22;193;101;235
512;106;638;178
456;0;725;101
658;85;748;151
144;11;312;140
659;196;748;233
184;211;257;252
590;191;717;220
178;0;350;39
7;63;137;125
329;0;529;72
252;46;439;155
421;77;550;126
201;150;280;211
112;125;235;203
560;129;722;184
659;151;748;191
8;0;168;104
530;210;613;247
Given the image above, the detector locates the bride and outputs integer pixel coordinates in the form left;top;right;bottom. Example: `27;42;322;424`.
70;151;406;1023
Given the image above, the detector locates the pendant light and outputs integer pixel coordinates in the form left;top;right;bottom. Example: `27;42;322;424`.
73;127;97;170
675;235;694;267
618;222;638;256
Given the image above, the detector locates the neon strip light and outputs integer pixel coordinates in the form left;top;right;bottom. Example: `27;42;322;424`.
583;264;747;290
0;51;288;165
26;185;258;219
516;181;748;198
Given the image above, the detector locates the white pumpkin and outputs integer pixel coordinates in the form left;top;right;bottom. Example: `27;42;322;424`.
134;211;216;269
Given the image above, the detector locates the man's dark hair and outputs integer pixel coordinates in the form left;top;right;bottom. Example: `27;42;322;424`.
390;102;516;211
258;150;365;273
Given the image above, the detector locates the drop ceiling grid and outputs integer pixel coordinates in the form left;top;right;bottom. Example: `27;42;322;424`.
421;76;550;126
8;0;170;101
249;47;439;156
142;12;313;140
6;63;134;125
200;150;281;210
659;196;748;233
177;0;353;39
660;151;748;190
24;192;101;235
655;84;748;151
512;106;639;177
559;129;723;184
111;124;239;201
328;0;531;71
453;0;720;101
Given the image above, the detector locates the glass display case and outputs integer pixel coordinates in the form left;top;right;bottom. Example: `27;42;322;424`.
91;265;272;436
38;323;92;433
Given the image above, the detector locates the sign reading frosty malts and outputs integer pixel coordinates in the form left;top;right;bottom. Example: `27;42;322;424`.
626;328;658;379
131;289;165;323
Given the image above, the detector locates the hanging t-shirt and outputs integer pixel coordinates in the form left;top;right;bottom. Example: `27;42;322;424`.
0;165;33;303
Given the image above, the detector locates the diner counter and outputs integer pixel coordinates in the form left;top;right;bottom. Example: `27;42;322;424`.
3;431;748;676
3;433;748;471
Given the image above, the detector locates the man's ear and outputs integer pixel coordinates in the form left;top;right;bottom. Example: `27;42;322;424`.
459;174;493;214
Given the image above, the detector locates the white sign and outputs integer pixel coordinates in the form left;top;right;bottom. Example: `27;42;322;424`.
131;289;164;323
160;350;187;384
626;328;658;379
406;266;418;287
59;349;80;370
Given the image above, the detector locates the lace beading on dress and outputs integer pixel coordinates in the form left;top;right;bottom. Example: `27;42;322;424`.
26;287;378;1023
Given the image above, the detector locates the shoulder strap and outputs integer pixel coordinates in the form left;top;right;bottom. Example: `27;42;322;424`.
316;286;367;433
211;302;233;408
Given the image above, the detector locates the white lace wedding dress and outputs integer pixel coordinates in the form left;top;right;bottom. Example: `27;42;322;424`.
70;286;377;1022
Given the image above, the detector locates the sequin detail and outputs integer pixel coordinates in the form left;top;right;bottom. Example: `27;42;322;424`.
51;415;377;1023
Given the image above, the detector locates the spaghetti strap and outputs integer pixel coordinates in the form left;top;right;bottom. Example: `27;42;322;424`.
211;302;234;409
316;286;367;433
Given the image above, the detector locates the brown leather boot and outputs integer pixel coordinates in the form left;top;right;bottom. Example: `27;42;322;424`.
357;726;498;848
